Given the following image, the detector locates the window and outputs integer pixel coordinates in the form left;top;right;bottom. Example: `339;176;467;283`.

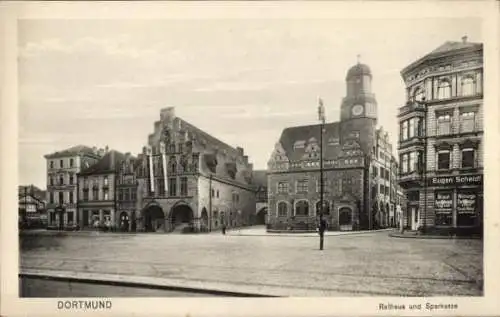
70;158;74;167
401;154;409;174
461;77;475;96
158;181;165;196
69;174;74;185
50;212;56;222
401;121;408;141
216;190;219;198
316;179;328;193
211;189;215;197
457;191;478;226
278;202;288;217
461;148;475;168
169;177;177;196
295;200;309;216
124;189;130;201
69;192;74;204
437;80;451;99
50;177;54;186
83;189;89;201
50;161;54;169
414;87;425;102
409;152;417;172
316;201;330;215
409;118;415;138
277;182;289;193
58;192;64;204
372;166;378;177
67;212;74;224
460;111;476;133
103;190;109;200
435;191;453;226
379;167;384;179
92;187;99;200
59;176;64;185
296;180;309;193
104;176;108;186
437;151;451;170
437;114;452;135
180;177;188;196
168;143;176;153
178;144;184;153
49;192;54;204
168;157;177;174
131;189;137;201
379;184;384;195
118;189;123;201
59;160;64;168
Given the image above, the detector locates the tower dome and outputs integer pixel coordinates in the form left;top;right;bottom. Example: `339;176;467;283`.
346;63;372;80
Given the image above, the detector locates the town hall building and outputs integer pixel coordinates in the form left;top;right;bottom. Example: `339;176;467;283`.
267;62;399;231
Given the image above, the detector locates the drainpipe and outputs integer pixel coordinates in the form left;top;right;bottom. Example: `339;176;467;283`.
209;173;212;232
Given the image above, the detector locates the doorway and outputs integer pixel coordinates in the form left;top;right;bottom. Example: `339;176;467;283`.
143;205;165;232
338;207;353;231
410;206;419;231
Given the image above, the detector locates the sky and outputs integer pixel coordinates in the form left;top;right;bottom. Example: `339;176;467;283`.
18;18;482;189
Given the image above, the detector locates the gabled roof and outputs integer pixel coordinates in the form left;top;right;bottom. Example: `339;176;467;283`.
278;122;342;161
44;145;98;159
401;40;482;76
79;150;127;175
19;185;46;201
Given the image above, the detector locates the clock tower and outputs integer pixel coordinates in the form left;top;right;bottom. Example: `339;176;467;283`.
340;60;378;123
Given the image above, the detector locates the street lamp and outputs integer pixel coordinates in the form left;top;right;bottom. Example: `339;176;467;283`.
318;97;327;250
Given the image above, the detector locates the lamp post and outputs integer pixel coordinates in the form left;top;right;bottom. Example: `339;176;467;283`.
318;97;327;250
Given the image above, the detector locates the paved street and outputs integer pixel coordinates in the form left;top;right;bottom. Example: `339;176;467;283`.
19;228;483;297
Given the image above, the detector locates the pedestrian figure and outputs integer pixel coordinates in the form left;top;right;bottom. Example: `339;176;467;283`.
318;216;327;250
222;223;226;235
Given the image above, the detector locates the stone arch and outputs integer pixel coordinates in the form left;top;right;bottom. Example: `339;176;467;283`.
294;199;310;216
338;206;353;231
276;200;289;217
256;207;268;225
169;201;194;226
142;204;165;232
201;207;208;231
315;200;330;216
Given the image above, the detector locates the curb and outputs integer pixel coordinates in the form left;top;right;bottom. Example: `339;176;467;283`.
19;271;278;298
388;233;482;240
228;229;392;238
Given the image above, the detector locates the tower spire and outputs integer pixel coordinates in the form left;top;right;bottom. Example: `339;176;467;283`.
357;54;361;64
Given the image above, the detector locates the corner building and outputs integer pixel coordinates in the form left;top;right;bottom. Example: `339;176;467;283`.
398;37;483;234
267;62;398;231
133;107;256;233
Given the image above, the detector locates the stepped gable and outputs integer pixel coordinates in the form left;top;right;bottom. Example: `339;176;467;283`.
278;122;342;161
79;150;128;175
44;145;98;159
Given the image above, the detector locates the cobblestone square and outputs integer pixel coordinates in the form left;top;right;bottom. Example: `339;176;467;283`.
19;229;483;297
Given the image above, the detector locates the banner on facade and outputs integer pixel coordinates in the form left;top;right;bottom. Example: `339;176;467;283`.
435;192;452;211
146;146;155;193
428;174;483;187
457;192;477;214
160;141;169;194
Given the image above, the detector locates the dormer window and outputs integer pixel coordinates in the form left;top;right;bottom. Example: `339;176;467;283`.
293;141;305;149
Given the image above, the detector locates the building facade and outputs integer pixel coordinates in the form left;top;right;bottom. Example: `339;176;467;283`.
44;145;103;229
116;153;139;232
252;170;268;225
267;62;398;231
18;185;47;228
398;37;483;234
133;107;257;233
77;150;127;230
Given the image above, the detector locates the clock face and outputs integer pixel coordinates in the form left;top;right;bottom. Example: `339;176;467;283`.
352;104;364;116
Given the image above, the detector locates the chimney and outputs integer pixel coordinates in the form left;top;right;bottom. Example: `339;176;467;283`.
236;147;244;156
462;35;468;43
160;107;176;122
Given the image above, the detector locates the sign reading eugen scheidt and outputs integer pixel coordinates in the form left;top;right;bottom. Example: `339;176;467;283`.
428;174;483;187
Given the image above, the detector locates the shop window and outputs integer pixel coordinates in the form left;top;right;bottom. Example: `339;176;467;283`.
295;200;309;216
437;114;452;135
437;151;451;170
457;191;477;226
50;212;56;222
460;111;476;133
461;149;475;168
434;191;453;226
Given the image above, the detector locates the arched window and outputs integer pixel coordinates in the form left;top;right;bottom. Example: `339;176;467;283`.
316;201;330;215
295;200;309;216
168;156;177;174
413;87;425;102
461;77;475;96
277;202;288;217
437;80;451;99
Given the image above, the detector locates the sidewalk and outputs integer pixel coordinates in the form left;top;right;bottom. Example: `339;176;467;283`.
389;230;482;240
224;227;393;237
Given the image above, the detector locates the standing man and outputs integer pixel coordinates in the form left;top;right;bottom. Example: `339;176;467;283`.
318;215;327;250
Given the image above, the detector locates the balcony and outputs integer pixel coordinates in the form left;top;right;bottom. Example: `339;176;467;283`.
398;101;426;118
